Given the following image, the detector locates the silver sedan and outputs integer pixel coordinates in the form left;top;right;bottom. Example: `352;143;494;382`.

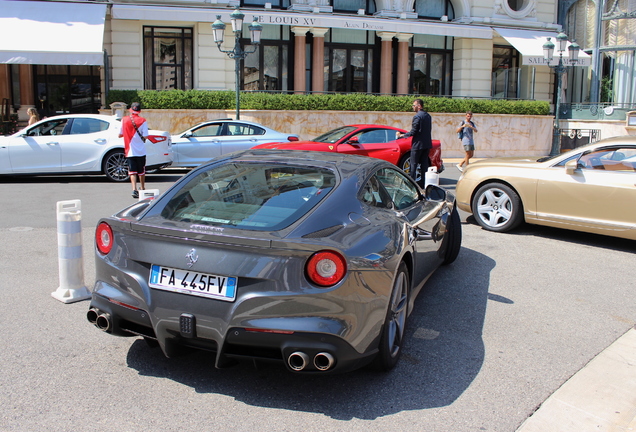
170;119;299;168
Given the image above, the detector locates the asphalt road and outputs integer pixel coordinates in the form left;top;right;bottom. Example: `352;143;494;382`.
0;167;634;432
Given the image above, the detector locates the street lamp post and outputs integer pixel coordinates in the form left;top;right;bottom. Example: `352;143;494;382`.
212;10;262;120
543;32;580;156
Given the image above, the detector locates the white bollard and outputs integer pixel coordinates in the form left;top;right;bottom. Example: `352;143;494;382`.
51;200;91;304
424;166;439;188
139;189;160;201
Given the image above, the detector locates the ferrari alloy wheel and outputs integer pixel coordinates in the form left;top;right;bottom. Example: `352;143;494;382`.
442;206;462;265
103;150;130;182
399;153;421;183
373;262;409;371
472;182;523;232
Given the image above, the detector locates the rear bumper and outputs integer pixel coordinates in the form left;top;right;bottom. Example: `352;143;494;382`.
88;280;378;373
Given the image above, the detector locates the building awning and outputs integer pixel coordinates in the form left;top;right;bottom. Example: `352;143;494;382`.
112;5;493;39
0;0;107;65
494;27;591;67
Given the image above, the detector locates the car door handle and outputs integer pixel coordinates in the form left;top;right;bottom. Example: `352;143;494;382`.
94;138;107;144
46;142;59;145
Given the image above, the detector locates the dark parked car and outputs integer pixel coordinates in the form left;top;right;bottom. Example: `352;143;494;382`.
87;149;461;373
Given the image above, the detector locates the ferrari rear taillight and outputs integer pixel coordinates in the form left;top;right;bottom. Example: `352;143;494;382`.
147;135;167;143
306;250;347;287
95;222;113;255
288;136;299;142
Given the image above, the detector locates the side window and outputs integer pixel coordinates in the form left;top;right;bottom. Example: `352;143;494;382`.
192;124;221;137
26;119;68;137
354;129;390;144
376;167;420;210
70;118;108;135
227;123;265;136
579;147;636;172
360;175;391;208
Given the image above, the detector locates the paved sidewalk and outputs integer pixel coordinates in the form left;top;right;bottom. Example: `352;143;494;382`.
516;327;636;432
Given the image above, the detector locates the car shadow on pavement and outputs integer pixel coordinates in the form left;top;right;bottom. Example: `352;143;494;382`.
0;171;187;184
125;247;496;420
465;216;636;254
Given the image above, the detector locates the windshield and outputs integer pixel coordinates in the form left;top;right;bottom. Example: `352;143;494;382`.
312;126;357;143
160;162;336;231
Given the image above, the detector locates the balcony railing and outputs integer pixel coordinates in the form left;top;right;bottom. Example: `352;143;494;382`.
559;128;601;152
559;103;636;121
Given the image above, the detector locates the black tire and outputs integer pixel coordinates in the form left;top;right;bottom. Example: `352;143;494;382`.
373;261;409;371
442;206;462;265
471;182;523;233
103;150;130;182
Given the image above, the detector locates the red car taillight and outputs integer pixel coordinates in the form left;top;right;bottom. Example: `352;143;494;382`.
147;135;167;144
96;222;113;255
306;250;347;287
288;136;299;142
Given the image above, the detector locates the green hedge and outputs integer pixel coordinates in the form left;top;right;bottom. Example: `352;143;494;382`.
107;90;549;115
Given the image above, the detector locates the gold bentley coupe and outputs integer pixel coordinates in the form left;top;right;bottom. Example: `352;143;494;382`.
455;135;636;240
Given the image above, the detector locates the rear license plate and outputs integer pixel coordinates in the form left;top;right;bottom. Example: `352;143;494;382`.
149;264;237;302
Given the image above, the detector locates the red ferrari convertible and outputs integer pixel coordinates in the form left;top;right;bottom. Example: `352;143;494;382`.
253;124;444;175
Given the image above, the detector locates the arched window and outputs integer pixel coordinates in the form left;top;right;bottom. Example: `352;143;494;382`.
414;0;454;20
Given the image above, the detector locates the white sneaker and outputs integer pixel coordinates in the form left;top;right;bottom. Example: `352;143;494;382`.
456;164;463;172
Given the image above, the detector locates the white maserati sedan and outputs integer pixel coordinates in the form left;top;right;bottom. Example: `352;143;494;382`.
0;114;173;181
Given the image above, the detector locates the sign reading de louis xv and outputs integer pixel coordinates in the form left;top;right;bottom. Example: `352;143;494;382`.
256;14;385;30
111;5;492;39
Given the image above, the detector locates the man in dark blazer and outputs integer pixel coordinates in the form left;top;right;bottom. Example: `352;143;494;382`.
399;99;432;188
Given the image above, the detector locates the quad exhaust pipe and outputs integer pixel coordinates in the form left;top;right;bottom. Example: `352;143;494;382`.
288;351;310;371
287;351;335;371
87;308;111;332
313;352;335;371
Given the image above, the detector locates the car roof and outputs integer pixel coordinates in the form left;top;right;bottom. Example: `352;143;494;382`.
347;124;403;129
191;119;270;128
35;114;118;121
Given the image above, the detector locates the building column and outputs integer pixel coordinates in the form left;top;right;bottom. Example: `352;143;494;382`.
377;32;396;95
292;26;310;93
310;27;329;93
396;33;413;95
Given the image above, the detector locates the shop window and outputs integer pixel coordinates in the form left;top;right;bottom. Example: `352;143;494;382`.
325;46;373;92
410;50;451;96
34;65;101;116
242;42;290;91
143;27;193;90
491;46;519;99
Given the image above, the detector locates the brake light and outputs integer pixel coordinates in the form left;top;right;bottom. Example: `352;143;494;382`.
147;135;167;144
288;136;299;142
306;250;347;287
96;222;113;255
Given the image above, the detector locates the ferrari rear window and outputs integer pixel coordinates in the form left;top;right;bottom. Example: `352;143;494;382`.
160;163;336;231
